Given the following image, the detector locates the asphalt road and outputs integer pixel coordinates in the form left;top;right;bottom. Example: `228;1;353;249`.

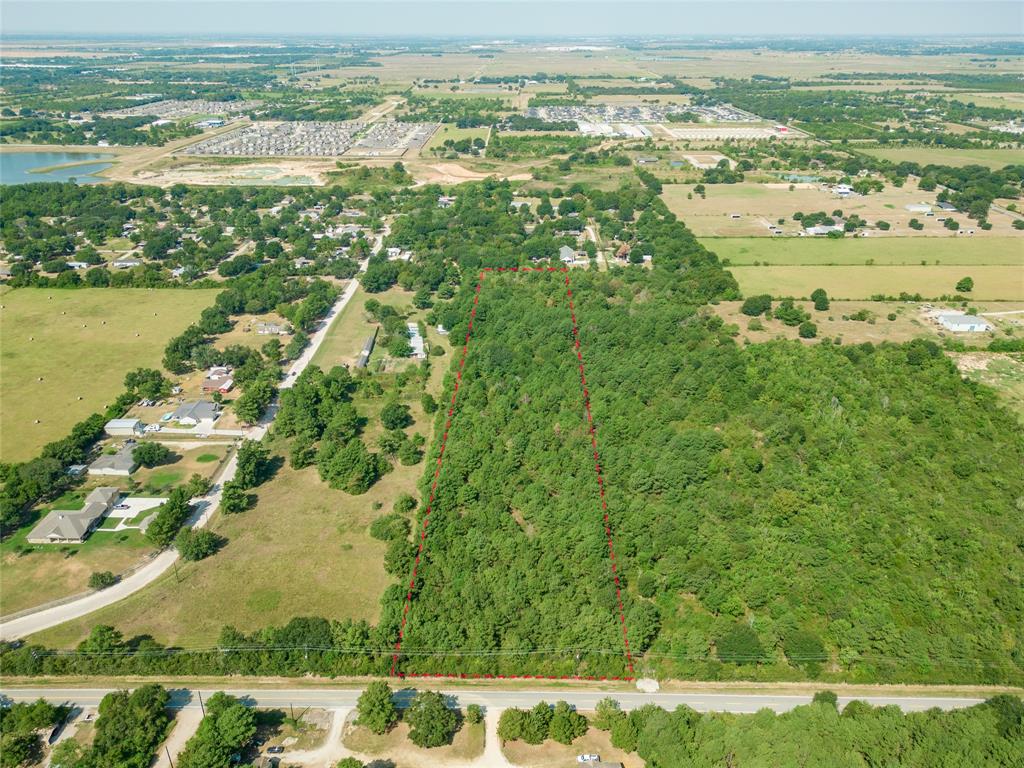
0;686;986;715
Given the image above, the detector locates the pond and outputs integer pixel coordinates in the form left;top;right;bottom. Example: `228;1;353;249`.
0;151;116;184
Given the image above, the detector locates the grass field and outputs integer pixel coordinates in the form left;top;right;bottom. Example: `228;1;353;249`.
662;181;1024;237
28;459;396;647
0;288;219;463
858;147;1024;169
343;718;485;763
501;725;642;768
705;237;1024;266
728;264;1024;300
423;124;490;152
30;287;453;648
951;353;1024;422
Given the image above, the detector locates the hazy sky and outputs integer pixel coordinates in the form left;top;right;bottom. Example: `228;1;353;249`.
3;1;1022;37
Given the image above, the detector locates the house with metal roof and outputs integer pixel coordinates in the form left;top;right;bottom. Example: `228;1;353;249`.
27;487;121;544
937;313;992;333
88;443;139;477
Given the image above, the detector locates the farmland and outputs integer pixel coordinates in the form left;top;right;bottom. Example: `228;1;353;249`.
662;181;1024;238
728;264;1024;300
858;147;1024;169
0;288;219;462
705;237;1024;266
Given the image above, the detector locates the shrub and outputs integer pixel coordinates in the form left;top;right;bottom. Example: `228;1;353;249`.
88;571;117;590
740;294;772;317
716;623;767;664
956;276;974;293
798;321;818;339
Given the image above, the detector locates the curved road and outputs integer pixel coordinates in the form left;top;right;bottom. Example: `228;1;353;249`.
0;235;381;642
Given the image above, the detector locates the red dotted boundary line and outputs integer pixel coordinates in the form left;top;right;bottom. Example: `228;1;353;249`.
390;265;634;681
563;271;636;678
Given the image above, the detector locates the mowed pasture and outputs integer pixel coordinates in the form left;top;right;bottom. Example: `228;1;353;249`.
858;147;1024;169
662;181;1024;237
728;264;1023;300
705;237;1024;266
0;288;219;463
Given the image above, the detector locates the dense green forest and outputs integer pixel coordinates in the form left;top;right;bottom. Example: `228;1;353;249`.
503;694;1024;768
395;267;1024;682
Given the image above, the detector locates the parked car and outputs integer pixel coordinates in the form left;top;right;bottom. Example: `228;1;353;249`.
267;746;284;754
578;756;600;764
144;424;162;433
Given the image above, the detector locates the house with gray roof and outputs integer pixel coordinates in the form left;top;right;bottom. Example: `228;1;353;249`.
27;487;121;544
88;443;139;477
171;400;222;429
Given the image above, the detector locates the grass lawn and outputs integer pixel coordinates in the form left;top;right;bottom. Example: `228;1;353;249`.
133;445;230;495
0;517;154;617
501;725;642;768
705;237;1024;266
728;264;1024;300
342;718;485;763
858;147;1024;169
0;287;219;463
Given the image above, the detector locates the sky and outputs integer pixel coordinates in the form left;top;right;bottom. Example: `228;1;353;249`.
2;0;1022;37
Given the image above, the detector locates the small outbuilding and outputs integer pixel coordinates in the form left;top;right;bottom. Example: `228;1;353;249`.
88;443;139;477
105;418;145;437
937;313;992;333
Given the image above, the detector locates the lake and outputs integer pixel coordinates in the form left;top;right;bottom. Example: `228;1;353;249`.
0;151;115;185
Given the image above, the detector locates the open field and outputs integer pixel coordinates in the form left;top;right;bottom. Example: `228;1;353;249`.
705;237;1024;266
27;460;395;648
945;92;1024;110
663;181;1024;237
951;352;1024;422
423;124;490;152
501;725;642;768
857;147;1024;169
707;300;1023;347
342;717;485;765
0;288;219;463
29;287;453;649
728;264;1024;300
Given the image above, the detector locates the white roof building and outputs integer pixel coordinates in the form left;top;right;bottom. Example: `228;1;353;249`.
937;314;992;333
407;322;426;359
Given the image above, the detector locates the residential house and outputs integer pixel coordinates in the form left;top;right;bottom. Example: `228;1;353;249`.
254;322;286;336
88;443;139;477
407;322;426;360
112;257;142;269
27;487;121;544
201;366;234;393
171;400;222;429
559;245;577;264
437;195;457;208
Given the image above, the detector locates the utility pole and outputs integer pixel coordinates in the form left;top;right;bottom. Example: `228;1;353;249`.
198;690;206;717
165;744;174;768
